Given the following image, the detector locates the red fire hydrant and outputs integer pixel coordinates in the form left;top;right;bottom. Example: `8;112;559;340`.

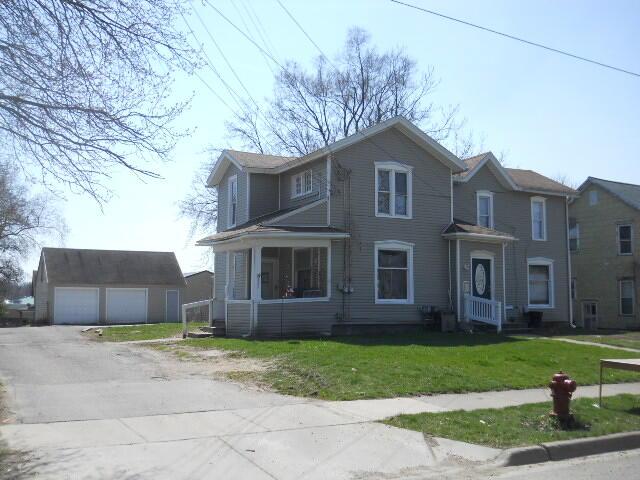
549;371;577;420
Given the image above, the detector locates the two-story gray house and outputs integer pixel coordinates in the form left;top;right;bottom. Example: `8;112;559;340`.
198;117;576;337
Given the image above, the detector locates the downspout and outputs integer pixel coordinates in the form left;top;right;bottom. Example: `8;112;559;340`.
502;242;507;322
456;239;461;322
565;196;576;328
448;240;452;311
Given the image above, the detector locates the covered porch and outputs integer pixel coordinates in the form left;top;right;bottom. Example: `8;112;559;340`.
198;224;348;337
443;220;517;333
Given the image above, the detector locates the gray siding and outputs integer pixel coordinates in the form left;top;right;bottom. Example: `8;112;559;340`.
329;127;453;324
212;253;226;320
249;173;280;219
454;164;571;323
230;250;251;300
226;302;251;337
268;200;328;227
217;163;248;232
279;158;328;210
47;283;184;324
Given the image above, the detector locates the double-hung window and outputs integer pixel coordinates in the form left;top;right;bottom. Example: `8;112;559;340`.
618;225;633;255
292;169;313;198
476;191;494;228
531;197;547;241
228;175;238;228
619;279;635;315
527;258;554;308
375;241;414;303
375;162;412;218
569;218;580;251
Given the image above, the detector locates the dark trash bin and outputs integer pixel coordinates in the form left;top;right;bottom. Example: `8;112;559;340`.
525;310;543;328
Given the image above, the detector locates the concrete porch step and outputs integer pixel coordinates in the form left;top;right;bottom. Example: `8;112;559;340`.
186;330;213;339
197;325;226;337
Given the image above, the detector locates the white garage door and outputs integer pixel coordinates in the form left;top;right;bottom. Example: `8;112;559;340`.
54;288;99;325
106;288;147;324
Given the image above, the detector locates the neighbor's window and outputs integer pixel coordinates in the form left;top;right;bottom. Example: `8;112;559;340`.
589;190;598;206
375;162;412;218
620;279;635;315
260;247;327;300
531;197;547;241
292;169;313;198
228;175;238;227
375;241;413;303
569;218;580;251
528;259;554;308
477;191;494;228
618;225;632;255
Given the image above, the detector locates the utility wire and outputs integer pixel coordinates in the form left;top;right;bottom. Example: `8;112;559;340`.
390;0;640;78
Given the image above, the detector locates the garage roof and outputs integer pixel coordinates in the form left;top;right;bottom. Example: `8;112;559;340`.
41;248;185;286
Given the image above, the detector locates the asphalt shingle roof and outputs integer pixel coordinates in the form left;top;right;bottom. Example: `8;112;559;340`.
226;150;296;169
42;248;185;286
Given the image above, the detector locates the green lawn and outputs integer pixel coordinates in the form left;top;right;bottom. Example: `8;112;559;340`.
87;322;206;342
178;333;640;400
559;331;640;350
384;394;640;448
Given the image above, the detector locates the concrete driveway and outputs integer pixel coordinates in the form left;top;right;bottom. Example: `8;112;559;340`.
0;326;498;479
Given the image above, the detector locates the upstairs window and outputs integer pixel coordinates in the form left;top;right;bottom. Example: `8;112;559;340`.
375;162;412;218
618;225;633;255
620;279;635;315
531;197;547;241
569;218;580;251
292;169;313;198
476;191;494;229
589;190;598;206
228;175;238;228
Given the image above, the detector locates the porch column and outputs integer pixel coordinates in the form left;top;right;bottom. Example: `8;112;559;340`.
250;246;262;333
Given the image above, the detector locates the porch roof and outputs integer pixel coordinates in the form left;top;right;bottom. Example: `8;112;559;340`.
442;219;517;243
197;224;349;246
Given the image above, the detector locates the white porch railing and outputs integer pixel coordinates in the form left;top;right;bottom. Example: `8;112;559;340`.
464;294;502;333
182;299;213;338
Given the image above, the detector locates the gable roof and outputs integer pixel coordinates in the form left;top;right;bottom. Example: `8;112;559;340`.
579;177;640;211
184;270;213;278
456;152;577;196
207;116;466;186
41;248;185;286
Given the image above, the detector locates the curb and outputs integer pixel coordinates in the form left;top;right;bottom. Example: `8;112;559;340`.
495;431;640;467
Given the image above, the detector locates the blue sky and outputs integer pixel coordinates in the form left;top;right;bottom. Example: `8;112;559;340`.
24;0;640;277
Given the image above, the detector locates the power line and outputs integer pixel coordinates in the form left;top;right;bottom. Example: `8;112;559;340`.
191;4;262;111
390;0;640;78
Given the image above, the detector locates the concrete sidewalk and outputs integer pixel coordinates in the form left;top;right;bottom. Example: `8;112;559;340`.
3;382;640;479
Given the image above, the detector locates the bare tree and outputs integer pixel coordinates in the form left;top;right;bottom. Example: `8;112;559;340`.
178;158;217;240
553;173;579;190
0;0;196;201
0;163;65;297
227;28;467;156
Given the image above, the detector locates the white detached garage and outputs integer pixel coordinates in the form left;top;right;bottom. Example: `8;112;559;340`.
34;248;186;325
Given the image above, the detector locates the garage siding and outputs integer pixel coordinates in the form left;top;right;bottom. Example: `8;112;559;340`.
47;284;184;324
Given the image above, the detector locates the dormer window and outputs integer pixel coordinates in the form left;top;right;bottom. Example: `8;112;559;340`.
228;175;237;228
375;162;412;218
292;169;312;198
476;191;494;229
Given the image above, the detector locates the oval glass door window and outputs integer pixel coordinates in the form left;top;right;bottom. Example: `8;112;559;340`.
474;263;487;296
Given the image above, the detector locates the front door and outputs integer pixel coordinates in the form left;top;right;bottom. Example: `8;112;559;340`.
471;258;492;300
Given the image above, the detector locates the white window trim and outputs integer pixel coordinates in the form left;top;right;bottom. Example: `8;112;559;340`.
291;169;313;199
527;257;555;309
476;191;494;229
617;224;633;256
374;161;413;219
374;240;414;304
619;279;635;316
257;244;331;304
228;174;238;228
530;196;547;241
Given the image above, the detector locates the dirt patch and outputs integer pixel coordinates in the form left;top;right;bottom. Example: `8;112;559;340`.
145;343;273;376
